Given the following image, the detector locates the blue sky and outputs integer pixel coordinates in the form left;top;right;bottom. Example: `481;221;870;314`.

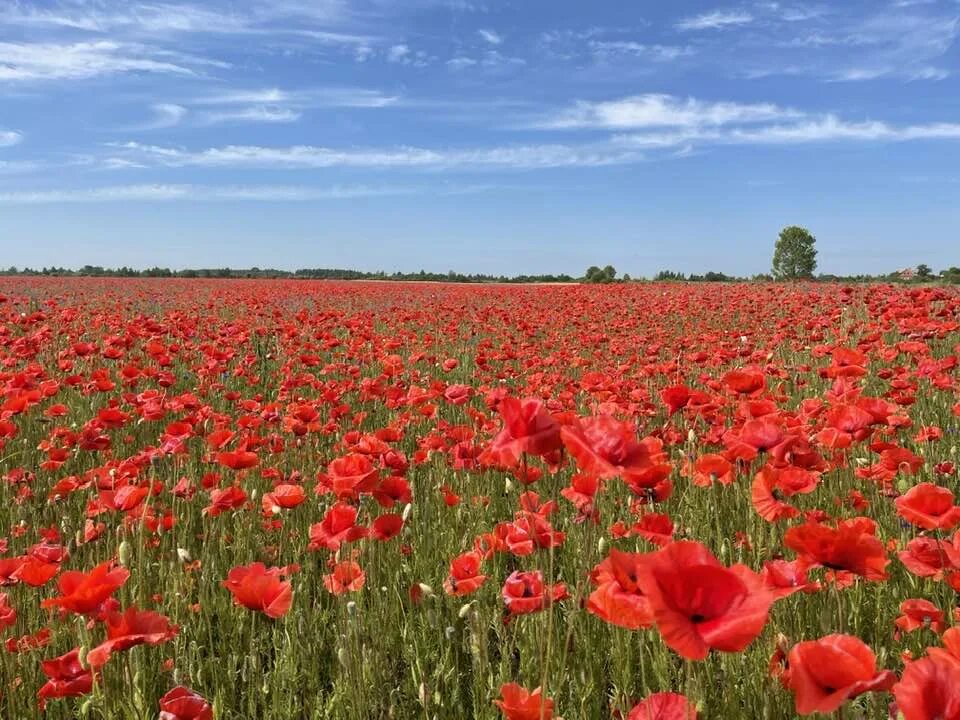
0;0;958;276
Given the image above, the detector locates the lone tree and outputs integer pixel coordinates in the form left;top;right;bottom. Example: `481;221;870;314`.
584;265;617;283
772;226;817;280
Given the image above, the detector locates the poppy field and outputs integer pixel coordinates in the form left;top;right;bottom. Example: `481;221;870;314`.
1;277;960;720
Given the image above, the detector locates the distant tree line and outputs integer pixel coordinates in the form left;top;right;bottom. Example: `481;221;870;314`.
0;265;577;284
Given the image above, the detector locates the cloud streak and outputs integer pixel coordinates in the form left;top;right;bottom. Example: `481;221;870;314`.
676;10;754;31
0;129;23;147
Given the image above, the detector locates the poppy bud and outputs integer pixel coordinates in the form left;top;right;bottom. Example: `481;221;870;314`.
417;583;435;598
458;602;473;619
177;547;192;563
118;540;132;566
445;625;455;639
337;647;348;667
78;646;88;669
346;601;357;616
504;478;513;494
402;503;412;522
687;429;696;444
598;537;606;554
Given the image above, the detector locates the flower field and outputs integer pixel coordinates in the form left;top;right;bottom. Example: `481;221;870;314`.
1;277;959;719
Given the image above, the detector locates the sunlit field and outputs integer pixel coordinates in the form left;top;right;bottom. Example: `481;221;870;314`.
1;278;959;720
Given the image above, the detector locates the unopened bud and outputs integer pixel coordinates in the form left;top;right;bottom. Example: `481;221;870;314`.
118;540;132;566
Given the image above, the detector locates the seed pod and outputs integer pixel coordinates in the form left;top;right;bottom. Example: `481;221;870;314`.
118;540;132;566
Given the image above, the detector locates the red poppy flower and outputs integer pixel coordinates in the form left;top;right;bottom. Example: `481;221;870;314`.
627;692;698;719
895;599;945;634
222;562;293;618
892;655;960;720
787;634;895;715
86;606;179;668
371;513;404;541
690;454;734;487
895;483;960;531
323;560;365;595
443;550;488;596
0;591;16;628
325;453;379;500
632;540;773;660
40;561;129;617
308;503;369;551
502;570;568;622
785;518;889;581
561;416;671;498
159;686;213;720
261;483;306;515
216;450;259;470
481;396;562;467
587;550;654;630
493;683;553;720
37;648;94;710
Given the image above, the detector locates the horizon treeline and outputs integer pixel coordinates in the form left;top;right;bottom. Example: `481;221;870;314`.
0;264;957;284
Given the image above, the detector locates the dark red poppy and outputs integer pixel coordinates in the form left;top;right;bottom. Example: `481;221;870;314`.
222;562;293;618
86;606;179;668
493;683;553;720
159;686;213;720
787;634;895;715
40;561;129;617
627;692;697;719
443;550;488;596
633;541;773;660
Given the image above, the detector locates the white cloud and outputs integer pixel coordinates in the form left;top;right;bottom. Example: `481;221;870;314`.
106;140;642;170
588;41;692;63
478;29;502;45
541;94;802;130
199;106;302;125
0;41;215;81
447;56;478;70
0;130;22;147
613;116;960;148
0;183;485;204
145;103;188;129
676;10;754;31
387;44;410;62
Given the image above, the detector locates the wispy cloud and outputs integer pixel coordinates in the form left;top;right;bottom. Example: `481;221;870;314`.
0;41;224;81
105;141;642;170
199;107;302;125
588;41;692;63
142;103;188;129
0;182;489;204
0;129;22;147
613;116;960;149
477;29;502;45
676;10;754;31
539;94;802;130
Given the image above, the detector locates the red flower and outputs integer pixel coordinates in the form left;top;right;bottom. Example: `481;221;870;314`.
308;502;368;551
216;450;259;470
86;607;179;668
40;561;129;617
561;416;671;498
895;483;960;531
481;397;561;467
0;591;15;629
895;599;945;634
37;648;94;710
586;549;654;630
627;692;698;719
323;560;366;595
222;562;293;618
261;483;306;515
159;686;213;720
501;570;568;622
493;683;553;720
785;517;889;581
632;540;773;660
892;655;960;720
786;634;895;715
443;550;488;597
325;453;379;500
